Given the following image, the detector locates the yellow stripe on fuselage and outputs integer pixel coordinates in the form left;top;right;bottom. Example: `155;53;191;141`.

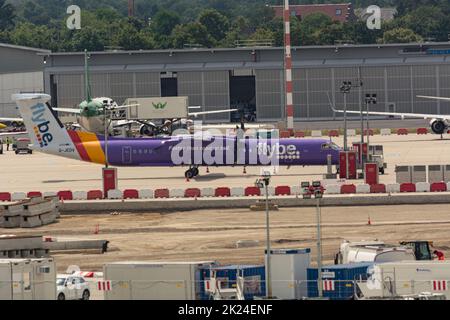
0;123;7;130
77;132;106;164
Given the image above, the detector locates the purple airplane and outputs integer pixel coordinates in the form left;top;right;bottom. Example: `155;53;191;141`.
13;94;341;179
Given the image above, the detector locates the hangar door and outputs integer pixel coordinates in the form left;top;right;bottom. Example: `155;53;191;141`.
178;71;230;123
255;69;284;121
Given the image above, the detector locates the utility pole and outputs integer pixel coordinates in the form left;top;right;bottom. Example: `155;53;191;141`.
283;0;294;132
365;94;378;156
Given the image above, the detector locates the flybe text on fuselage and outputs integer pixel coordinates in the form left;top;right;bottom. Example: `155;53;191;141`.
31;103;53;148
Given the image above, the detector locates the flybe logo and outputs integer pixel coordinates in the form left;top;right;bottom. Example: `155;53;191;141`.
31;103;53;147
152;102;167;110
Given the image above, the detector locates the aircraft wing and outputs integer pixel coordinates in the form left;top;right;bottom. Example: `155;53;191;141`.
417;95;450;102
0;131;28;137
188;108;238;118
0;117;23;122
54;108;82;115
330;105;450;120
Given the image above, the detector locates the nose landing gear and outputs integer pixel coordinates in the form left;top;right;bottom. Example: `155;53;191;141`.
185;166;200;179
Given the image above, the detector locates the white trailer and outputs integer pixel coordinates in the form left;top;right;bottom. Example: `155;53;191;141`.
0;258;56;300
103;261;215;300
357;261;450;299
125;97;189;120
337;240;416;264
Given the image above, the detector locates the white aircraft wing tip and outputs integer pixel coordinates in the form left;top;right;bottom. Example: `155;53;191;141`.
12;93;51;102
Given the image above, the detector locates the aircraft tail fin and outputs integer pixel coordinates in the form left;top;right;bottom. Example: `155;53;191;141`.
12;93;79;159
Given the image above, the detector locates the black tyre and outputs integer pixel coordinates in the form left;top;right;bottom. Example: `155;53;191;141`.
15;150;18;155
57;293;65;301
81;290;90;301
380;167;385;175
193;168;199;177
185;170;194;179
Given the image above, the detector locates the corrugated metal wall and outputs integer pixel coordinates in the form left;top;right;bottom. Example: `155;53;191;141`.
256;69;284;121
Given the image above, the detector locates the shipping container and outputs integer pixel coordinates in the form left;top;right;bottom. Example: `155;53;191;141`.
199;265;265;300
0;258;56;300
103;261;215;300
307;263;373;300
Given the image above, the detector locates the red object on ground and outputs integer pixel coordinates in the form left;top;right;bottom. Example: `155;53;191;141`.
417;128;428;135
27;192;42;198
280;131;291;138
294;131;305;138
339;151;357;180
57;191;73;201
0;193;12;202
328;130;339;137
365;163;379;186
341;184;356;194
215;187;231;197
397;128;408;135
245;187;261;196
87;190;103;200
430;182;447;192
123;189;139;199
275;186;291;196
370;184;386;194
400;183;416;193
154;189;170;199
185;188;201;198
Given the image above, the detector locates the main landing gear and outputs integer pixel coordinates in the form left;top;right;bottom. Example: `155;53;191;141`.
185;166;200;179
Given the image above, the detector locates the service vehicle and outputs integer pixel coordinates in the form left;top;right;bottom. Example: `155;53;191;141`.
56;275;90;300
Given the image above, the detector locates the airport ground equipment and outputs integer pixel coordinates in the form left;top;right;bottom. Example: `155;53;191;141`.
14;138;32;154
103;261;216;300
399;241;433;261
56;274;90;300
339;151;357;180
357;261;450;299
0;258;56;300
335;240;416;265
364;163;379;185
368;145;387;174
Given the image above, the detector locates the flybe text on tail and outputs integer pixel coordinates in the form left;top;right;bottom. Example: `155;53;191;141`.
31;103;53;148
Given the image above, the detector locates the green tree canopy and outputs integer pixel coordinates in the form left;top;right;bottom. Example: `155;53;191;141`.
198;9;229;42
382;27;423;43
0;0;15;30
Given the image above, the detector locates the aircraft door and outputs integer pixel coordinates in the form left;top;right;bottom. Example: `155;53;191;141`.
122;146;132;164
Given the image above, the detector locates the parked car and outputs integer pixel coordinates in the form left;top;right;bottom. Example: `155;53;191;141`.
14;138;32;154
56;275;90;300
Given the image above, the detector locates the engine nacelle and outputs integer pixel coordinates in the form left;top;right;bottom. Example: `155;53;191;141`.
140;125;154;136
430;119;448;135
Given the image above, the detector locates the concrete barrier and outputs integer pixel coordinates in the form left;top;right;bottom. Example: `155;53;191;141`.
387;184;400;193
73;191;88;201
201;188;215;198
380;129;391;136
267;186;276;196
231;187;245;197
311;130;322;137
11;192;27;201
107;190;122;200
416;182;430;193
291;185;301;196
169;189;184;198
347;129;356;137
326;185;341;195
356;184;371;194
43;192;57;198
139;189;154;199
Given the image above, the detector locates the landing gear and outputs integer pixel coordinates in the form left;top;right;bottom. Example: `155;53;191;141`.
185;166;200;179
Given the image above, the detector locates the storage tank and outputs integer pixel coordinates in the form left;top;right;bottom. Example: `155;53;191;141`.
199;265;265;300
103;261;215;300
307;263;373;300
339;240;416;264
0;258;56;300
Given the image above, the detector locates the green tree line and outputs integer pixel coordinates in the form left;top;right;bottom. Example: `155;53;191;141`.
0;0;450;51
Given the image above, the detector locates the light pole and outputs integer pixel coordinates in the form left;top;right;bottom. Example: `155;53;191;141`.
364;94;377;157
256;172;272;298
104;104;110;168
302;181;324;298
340;81;352;151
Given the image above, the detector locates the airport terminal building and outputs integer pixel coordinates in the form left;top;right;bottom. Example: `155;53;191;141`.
4;42;450;123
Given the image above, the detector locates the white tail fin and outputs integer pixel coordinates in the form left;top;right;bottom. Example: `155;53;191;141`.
12;94;79;159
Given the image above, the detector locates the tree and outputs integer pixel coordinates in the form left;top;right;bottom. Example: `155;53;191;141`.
71;26;106;51
382;27;423;43
400;6;449;41
151;10;181;37
198;9;229;42
113;22;154;50
171;22;214;49
0;0;15;30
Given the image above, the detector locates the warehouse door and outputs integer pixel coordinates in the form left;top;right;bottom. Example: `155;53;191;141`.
230;70;256;123
161;72;178;97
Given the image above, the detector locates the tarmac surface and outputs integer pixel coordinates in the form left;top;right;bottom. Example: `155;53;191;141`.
2;133;450;192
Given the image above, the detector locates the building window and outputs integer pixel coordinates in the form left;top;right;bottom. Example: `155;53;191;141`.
336;9;342;16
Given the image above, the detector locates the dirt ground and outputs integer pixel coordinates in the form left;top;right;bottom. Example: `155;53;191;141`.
4;204;450;272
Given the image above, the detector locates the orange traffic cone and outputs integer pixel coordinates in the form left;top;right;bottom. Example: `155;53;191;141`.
206;167;210;174
94;224;100;234
367;216;372;226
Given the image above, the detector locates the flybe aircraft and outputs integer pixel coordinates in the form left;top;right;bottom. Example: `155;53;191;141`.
13;93;341;179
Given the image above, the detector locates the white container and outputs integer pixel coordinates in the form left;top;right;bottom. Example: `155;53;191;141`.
103;261;215;300
267;248;311;300
125;97;189;120
358;261;450;299
0;258;56;300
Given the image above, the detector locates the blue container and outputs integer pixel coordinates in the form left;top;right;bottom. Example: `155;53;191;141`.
199;265;266;300
307;263;373;300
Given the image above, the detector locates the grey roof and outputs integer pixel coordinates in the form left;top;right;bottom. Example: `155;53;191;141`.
0;42;50;53
39;42;450;57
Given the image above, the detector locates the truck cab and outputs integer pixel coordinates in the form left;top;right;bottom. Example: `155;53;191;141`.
399;241;433;261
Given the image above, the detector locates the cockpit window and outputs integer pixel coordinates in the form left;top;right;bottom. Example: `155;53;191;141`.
322;142;340;151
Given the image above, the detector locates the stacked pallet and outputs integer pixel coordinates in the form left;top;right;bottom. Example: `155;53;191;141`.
0;196;60;229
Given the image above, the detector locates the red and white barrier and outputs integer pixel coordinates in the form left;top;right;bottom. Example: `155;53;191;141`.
231;187;245;197
323;280;335;291
139;189;154;199
97;281;112;291
73;191;88;201
432;280;447;291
